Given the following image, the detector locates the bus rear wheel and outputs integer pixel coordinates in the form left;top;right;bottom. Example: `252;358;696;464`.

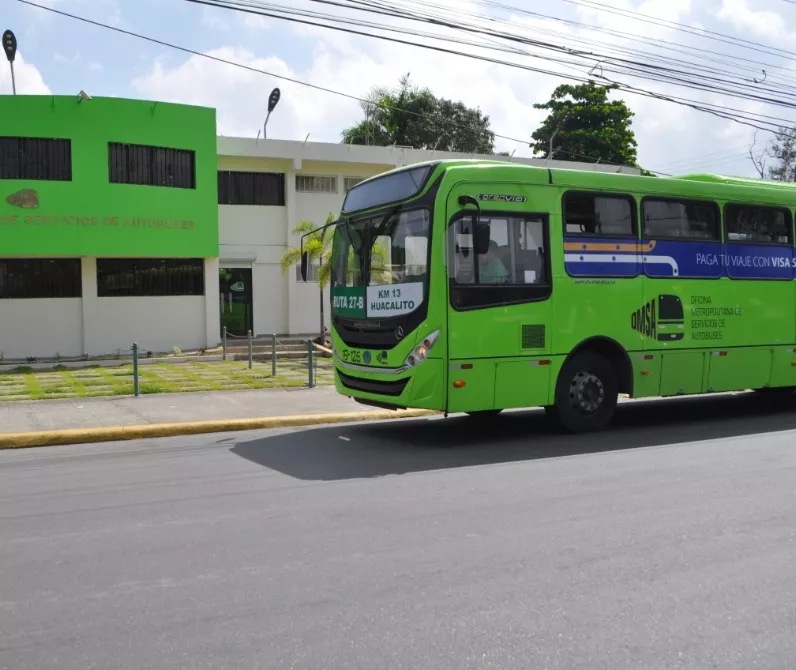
550;351;618;433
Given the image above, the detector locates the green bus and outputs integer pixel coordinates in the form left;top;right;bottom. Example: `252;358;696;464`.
301;159;796;432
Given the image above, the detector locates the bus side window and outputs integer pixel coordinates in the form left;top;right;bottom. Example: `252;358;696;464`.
564;192;636;237
643;199;720;241
725;204;792;245
449;214;548;287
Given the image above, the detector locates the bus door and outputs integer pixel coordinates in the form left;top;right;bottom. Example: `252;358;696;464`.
444;182;555;414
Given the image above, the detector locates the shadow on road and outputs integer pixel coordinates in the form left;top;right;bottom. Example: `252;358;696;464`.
231;392;796;481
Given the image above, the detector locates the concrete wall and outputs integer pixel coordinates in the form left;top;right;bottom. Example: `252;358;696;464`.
85;296;207;355
0;257;220;360
204;257;221;348
0;299;83;360
79;256;212;355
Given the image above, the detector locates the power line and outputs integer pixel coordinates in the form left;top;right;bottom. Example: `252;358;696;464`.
6;0;555;155
652;144;756;171
15;0;780;179
19;0;779;140
474;0;796;90
192;0;796;131
478;0;796;83
555;0;796;61
16;0;674;175
202;0;796;123
346;0;796;93
331;0;796;106
650;152;752;174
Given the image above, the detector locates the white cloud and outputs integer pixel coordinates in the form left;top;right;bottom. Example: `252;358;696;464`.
243;14;270;30
572;0;694;37
23;0;121;26
202;6;231;31
0;52;51;95
130;3;556;154
716;0;791;41
54;51;80;63
131;0;789;176
131;47;357;142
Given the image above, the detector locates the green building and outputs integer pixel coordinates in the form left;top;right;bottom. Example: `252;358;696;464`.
0;94;220;359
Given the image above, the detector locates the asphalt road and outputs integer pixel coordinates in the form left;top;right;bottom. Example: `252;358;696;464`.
3;393;796;670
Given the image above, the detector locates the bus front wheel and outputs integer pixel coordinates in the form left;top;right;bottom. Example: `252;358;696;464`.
549;351;618;433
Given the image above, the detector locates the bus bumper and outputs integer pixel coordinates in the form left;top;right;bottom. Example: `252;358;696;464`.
333;357;445;412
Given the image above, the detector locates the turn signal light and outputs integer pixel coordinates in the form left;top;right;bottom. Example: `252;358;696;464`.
453;380;466;388
404;330;440;369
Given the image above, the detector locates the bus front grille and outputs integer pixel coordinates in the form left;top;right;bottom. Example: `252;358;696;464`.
338;371;410;397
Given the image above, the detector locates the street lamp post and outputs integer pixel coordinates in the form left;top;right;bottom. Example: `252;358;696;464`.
263;87;281;139
2;30;17;95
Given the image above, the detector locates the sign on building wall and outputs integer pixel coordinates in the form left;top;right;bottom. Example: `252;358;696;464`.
0;96;219;258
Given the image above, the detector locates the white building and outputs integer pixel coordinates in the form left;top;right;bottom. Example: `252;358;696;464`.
216;137;641;339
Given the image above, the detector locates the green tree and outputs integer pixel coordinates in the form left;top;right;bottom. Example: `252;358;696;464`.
750;128;796;181
342;74;496;154
531;82;638;167
280;213;336;344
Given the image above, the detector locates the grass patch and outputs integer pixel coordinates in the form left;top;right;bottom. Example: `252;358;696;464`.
0;359;331;402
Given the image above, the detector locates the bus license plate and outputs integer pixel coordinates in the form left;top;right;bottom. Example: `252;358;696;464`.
341;348;363;364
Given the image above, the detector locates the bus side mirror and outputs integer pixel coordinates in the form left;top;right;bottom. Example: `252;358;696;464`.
300;251;309;282
474;223;491;255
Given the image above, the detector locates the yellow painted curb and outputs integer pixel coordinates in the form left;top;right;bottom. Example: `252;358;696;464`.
0;408;438;450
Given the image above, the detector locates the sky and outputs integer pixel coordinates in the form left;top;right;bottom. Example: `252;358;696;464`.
2;0;795;177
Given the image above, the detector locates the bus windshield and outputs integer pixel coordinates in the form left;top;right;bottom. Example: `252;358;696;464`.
331;208;430;320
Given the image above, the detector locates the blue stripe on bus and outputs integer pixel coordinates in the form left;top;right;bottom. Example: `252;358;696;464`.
564;237;796;280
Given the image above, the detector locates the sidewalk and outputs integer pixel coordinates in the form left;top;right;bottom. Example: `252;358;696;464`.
0;387;382;435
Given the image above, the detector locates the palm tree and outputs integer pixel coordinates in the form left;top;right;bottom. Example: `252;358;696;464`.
280;213;337;344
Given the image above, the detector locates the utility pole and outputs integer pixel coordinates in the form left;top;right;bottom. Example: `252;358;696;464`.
2;30;17;95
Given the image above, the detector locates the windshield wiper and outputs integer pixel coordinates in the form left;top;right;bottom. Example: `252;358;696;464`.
342;217;361;254
363;206;401;283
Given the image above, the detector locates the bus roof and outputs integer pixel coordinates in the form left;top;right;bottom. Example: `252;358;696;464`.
422;159;796;208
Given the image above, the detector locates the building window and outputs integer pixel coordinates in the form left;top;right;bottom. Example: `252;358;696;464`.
725;204;792;245
97;259;205;297
643;198;720;240
564;192;636;236
296;175;337;194
108;142;196;189
0;259;82;299
0;137;72;181
344;177;364;192
295;264;320;282
218;171;285;205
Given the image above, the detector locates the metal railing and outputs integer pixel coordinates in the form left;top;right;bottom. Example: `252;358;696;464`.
129;330;331;397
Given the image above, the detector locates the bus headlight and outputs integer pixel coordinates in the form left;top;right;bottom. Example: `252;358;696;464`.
404;331;440;368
